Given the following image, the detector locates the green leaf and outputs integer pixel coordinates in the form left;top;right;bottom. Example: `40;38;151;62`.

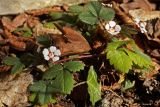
99;7;115;21
107;50;133;73
49;69;75;94
79;11;98;25
43;64;63;80
14;27;32;37
29;93;37;102
29;81;55;105
63;61;85;72
43;63;76;94
3;56;20;65
36;35;52;47
87;66;101;106
86;1;101;17
29;81;46;92
121;25;138;37
124;49;151;68
122;79;135;91
69;5;84;13
11;62;25;74
50;12;63;20
43;22;57;29
105;41;127;52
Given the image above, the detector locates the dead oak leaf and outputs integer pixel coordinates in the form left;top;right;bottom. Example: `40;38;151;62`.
52;27;91;56
1;13;28;32
120;0;156;13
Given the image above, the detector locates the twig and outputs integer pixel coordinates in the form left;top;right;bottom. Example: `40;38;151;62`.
54;54;100;64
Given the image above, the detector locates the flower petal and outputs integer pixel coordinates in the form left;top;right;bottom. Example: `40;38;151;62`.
109;21;116;27
49;46;56;52
52;56;59;62
42;48;49;55
44;56;50;60
115;25;121;32
54;49;61;56
105;24;110;30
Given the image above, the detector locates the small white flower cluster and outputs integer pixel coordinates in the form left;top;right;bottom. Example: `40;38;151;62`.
134;18;147;33
105;21;121;35
102;3;112;7
42;46;61;62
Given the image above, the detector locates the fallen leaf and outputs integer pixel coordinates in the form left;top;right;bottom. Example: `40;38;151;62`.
129;9;160;21
1;17;17;32
120;0;156;13
1;14;28;32
12;13;28;28
52;27;91;56
26;6;63;16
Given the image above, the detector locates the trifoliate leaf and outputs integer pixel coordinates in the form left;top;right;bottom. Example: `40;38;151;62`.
3;56;20;65
29;81;46;92
11;62;25;74
43;64;63;80
36;35;52;47
69;5;84;13
79;11;98;25
50;12;63;20
107;50;133;73
43;63;76;94
29;81;55;105
63;61;85;72
3;56;25;74
124;49;151;68
86;1;101;17
106;41;127;51
87;66;101;106
51;69;75;94
99;7;115;21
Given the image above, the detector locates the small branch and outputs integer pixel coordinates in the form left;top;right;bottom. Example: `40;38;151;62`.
54;54;101;64
74;81;86;88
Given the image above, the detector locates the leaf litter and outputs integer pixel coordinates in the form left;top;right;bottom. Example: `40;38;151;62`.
0;0;160;107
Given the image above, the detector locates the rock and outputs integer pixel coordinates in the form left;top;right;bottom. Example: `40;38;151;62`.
0;73;33;107
0;0;96;15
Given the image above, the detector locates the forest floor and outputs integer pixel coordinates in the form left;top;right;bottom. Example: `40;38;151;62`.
0;0;160;107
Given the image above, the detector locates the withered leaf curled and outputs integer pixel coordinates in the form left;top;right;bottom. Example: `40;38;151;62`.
52;27;91;56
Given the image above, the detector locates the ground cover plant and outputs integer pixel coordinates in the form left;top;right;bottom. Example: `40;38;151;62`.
0;0;160;107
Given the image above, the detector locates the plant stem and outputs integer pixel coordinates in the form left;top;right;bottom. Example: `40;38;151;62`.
54;54;101;64
74;81;86;88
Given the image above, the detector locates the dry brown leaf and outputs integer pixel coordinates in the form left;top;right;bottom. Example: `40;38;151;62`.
129;9;160;21
52;27;91;56
12;13;28;28
0;73;33;107
27;16;40;28
34;23;62;36
26;6;63;16
120;0;156;13
1;14;28;32
1;17;17;32
4;29;26;51
112;1;134;25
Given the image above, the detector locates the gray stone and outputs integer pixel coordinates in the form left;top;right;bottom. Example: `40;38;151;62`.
0;0;96;15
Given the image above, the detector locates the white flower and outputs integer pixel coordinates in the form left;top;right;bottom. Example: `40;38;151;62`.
105;21;121;35
42;46;61;62
134;18;147;33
